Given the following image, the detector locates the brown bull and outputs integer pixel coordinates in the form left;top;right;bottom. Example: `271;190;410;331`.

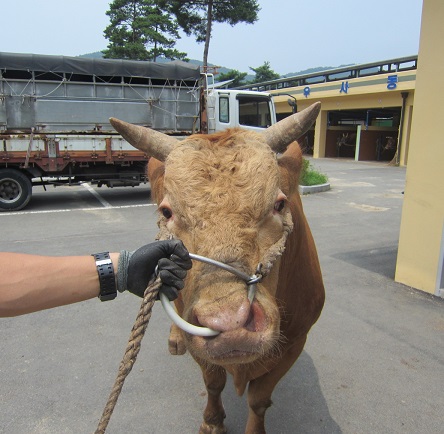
110;102;325;434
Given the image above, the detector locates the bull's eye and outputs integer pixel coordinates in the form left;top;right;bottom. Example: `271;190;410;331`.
160;207;173;219
159;198;173;220
274;200;286;213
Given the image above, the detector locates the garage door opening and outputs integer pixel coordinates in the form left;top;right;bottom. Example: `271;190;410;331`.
326;108;400;161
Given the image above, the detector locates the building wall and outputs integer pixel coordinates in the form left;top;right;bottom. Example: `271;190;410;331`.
395;0;444;296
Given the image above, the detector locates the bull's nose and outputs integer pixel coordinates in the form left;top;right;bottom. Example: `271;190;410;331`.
194;299;251;332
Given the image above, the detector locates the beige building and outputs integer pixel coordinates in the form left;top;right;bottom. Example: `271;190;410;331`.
270;62;416;167
395;0;444;297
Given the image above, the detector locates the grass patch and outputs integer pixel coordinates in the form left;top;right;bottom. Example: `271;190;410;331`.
300;158;329;186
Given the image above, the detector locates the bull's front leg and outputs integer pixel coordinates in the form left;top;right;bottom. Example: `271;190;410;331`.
168;324;187;355
245;335;307;434
198;362;227;434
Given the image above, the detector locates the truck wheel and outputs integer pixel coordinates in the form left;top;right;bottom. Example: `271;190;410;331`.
0;169;32;211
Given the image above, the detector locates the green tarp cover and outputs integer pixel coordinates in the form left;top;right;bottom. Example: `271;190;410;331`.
0;52;201;81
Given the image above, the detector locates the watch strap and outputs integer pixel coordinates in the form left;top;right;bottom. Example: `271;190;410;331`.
92;252;117;301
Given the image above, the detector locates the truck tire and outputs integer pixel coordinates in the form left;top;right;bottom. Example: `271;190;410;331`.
0;169;32;211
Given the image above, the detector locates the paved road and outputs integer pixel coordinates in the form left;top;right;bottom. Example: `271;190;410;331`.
1;159;443;433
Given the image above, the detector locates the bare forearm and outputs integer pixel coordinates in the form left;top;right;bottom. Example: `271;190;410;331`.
0;252;119;317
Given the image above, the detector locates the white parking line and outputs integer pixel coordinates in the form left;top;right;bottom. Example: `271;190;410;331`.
0;204;156;216
81;182;113;208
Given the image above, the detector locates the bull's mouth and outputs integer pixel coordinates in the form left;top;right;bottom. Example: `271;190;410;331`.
196;328;276;365
207;349;258;363
202;332;267;363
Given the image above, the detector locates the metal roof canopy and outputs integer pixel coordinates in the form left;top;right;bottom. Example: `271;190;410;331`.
236;55;418;91
0;52;201;81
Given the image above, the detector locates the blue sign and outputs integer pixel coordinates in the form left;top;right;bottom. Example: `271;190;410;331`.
303;86;311;97
387;75;398;90
340;81;349;94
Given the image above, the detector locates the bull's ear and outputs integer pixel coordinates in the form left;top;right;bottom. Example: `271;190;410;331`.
263;102;321;153
109;118;178;162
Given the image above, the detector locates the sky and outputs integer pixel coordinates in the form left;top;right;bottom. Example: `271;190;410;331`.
2;0;423;75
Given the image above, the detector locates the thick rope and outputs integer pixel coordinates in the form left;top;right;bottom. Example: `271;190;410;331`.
94;278;162;434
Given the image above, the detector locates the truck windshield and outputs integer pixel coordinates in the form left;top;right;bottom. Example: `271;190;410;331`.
237;96;272;128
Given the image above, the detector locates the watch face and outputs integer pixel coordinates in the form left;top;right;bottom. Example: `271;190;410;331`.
96;258;112;266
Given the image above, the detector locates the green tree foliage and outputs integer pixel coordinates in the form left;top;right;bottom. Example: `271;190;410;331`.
250;61;280;83
215;69;248;87
103;0;187;61
166;0;260;67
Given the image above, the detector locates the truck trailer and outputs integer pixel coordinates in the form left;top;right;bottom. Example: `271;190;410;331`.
0;52;276;211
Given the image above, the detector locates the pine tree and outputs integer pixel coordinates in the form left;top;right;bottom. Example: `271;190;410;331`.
250;61;280;83
215;69;248;87
103;0;187;61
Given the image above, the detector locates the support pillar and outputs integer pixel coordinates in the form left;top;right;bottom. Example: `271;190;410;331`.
313;109;327;158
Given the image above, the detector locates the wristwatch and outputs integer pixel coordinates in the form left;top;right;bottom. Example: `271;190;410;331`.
91;252;117;301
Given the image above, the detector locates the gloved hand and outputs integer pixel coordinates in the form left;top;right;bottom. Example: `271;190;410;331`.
117;240;192;300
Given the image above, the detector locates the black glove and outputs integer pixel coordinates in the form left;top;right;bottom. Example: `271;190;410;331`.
117;240;192;300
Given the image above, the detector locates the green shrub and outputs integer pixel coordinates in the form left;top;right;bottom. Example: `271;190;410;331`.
299;158;328;186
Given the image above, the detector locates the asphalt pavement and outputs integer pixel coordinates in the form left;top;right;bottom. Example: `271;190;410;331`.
0;159;443;434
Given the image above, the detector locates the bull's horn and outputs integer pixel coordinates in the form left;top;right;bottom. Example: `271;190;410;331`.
263;101;321;153
109;117;177;162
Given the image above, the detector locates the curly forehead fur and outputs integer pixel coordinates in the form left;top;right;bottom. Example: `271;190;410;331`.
163;129;280;223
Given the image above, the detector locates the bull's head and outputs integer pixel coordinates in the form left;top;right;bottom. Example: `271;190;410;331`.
110;102;321;366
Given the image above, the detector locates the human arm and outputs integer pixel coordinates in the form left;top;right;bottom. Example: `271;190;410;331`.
0;252;109;317
0;240;191;318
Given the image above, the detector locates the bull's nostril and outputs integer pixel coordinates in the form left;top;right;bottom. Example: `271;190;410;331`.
244;308;256;332
245;302;267;333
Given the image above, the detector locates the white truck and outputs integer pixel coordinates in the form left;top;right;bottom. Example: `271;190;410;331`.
0;52;276;211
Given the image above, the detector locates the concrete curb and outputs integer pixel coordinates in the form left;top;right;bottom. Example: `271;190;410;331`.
299;182;331;195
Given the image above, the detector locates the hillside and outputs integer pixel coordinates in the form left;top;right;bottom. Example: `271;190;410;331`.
80;51;231;74
282;64;354;77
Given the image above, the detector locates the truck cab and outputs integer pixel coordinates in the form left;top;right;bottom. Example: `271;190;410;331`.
203;74;276;134
206;88;276;134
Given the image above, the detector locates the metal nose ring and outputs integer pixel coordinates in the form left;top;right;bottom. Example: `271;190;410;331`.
158;253;262;336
